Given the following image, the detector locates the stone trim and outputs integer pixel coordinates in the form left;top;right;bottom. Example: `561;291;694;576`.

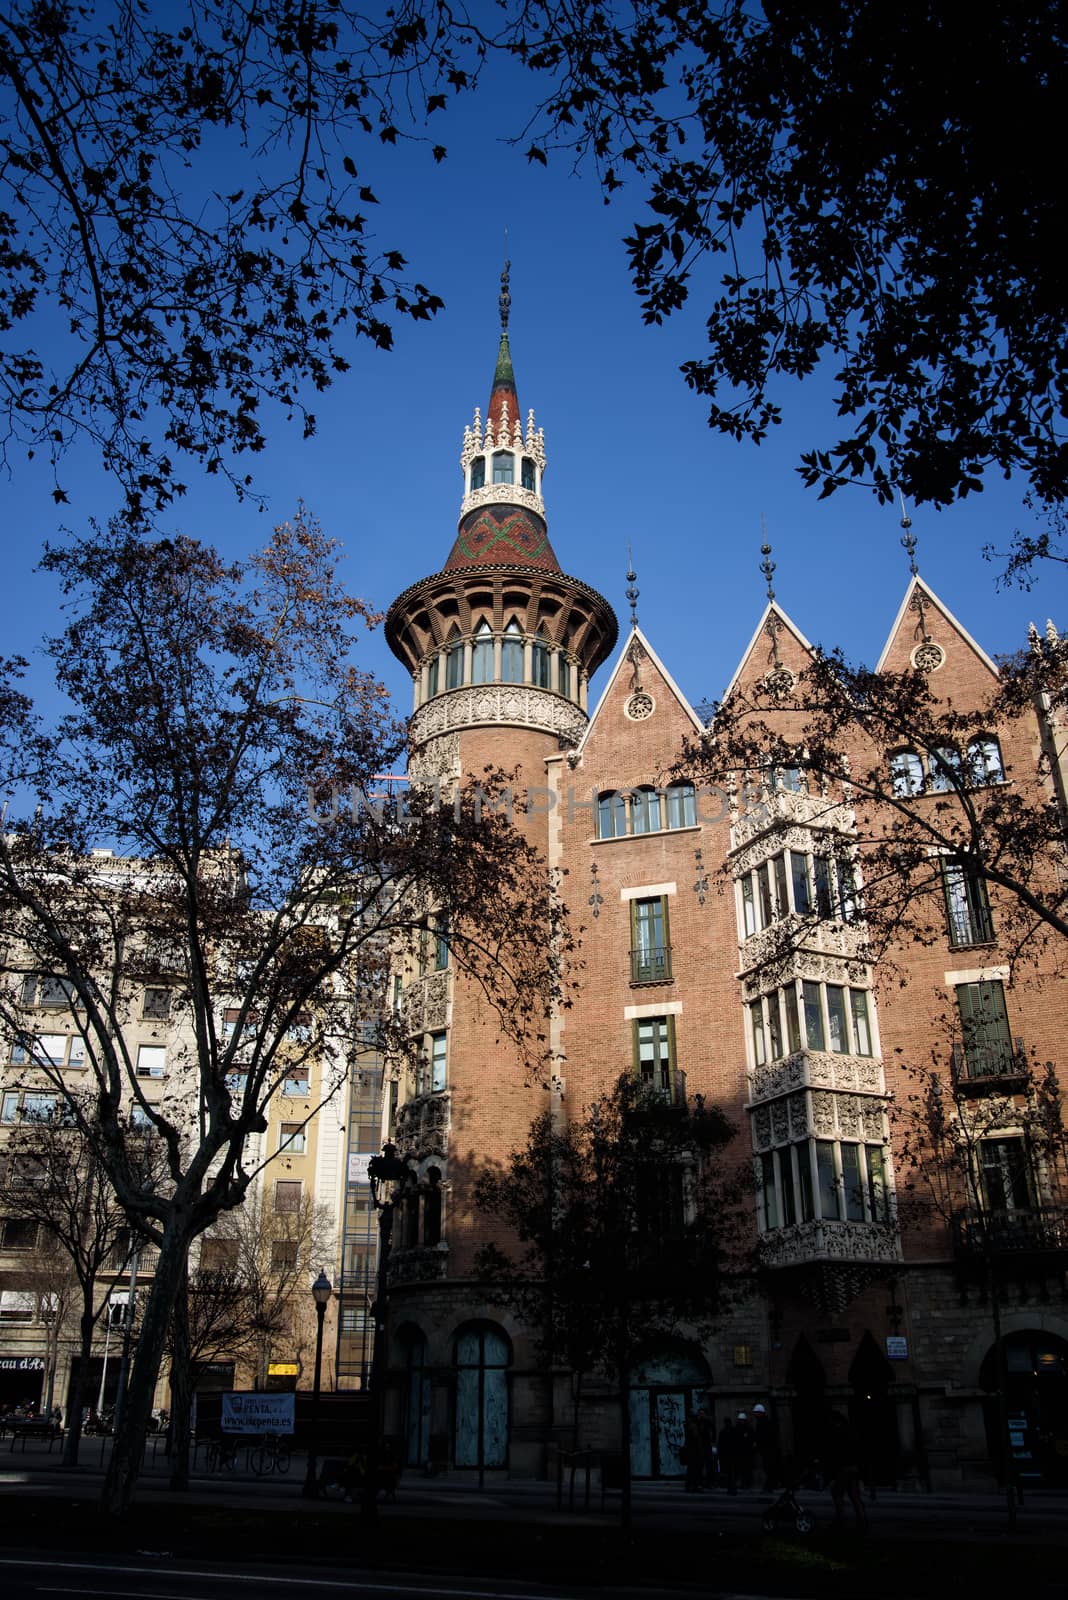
410;684;586;743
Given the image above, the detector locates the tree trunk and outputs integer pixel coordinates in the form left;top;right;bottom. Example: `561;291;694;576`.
101;1224;190;1516
168;1258;191;1491
61;1298;96;1469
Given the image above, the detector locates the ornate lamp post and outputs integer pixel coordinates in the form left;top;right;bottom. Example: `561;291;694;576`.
301;1269;332;1498
363;1144;414;1524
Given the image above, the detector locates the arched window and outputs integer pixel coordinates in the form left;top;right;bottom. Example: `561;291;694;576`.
470;456;485;492
454;1323;511;1469
500;620;523;683
597;791;628;839
492;451;514;485
399;1326;430;1468
632;786;662;834
445;630;465;690
471;621;493;684
521;457;535;491
889;749;923;796
968;736;1005;785
531;628;551;689
665;782;696;829
929;746;962;792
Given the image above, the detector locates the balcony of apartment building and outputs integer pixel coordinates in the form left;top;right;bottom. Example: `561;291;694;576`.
951;1205;1068;1263
950;1036;1030;1097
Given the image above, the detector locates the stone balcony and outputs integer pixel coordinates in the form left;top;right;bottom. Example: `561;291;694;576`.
394;1090;450;1160
738;915;870;984
398;971;449;1038
730;788;855;853
759;1217;901;1269
748;1049;886;1109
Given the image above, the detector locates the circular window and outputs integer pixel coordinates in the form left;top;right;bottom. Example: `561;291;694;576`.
911;641;946;673
763;667;796;699
625;692;655;721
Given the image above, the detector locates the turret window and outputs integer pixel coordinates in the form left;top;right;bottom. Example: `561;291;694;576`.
470;456;485;492
558;656;571;698
445;634;465;690
501;621;523;683
531;630;551;689
521;457;535;491
492;451;514;484
426;654;439;697
471;621;493;684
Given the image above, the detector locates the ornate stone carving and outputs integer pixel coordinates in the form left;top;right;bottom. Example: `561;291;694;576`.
753;1104;772;1151
911;640;946;673
811;1090;836;1134
730;789;857;854
459;482;546;521
737;917;870;981
394;1089;450;1159
389;1242;450;1285
788;1093;808;1137
748;1049;886;1109
411;684;587;743
763;666;797;699
625;691;655;720
399;971;450;1037
771;1100;789;1142
408;733;461;783
758;1218;901;1269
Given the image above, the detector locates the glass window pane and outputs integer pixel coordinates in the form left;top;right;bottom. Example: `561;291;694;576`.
492;451;514;484
750;1000;767;1066
841;1144;864;1220
772;855;789;919
632;788;661;834
557;656;571;698
136;1045;166;1078
470;456;485;491
767;992;784;1059
446;641;464;689
798;1145;814;1220
778;1147;797;1225
850;989;872;1055
757;863;774;926
802;981;825;1051
742;876;758;937
760;1151;778;1229
814;856;834;919
531;642;550;688
521;457;535;490
666;783;696;828
471;624;493;684
791;853;813;915
431;1033;447;1092
867;1146;887;1221
929;746;961;792
826;985;848;1053
890;750;923;796
816;1141;840;1219
783;986;801;1053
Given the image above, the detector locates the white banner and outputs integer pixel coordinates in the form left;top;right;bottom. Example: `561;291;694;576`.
220;1392;295;1434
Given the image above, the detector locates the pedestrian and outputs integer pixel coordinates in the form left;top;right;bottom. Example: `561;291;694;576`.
682;1412;704;1493
752;1402;781;1491
694;1408;715;1487
821;1409;868;1531
717;1413;737;1494
734;1410;756;1490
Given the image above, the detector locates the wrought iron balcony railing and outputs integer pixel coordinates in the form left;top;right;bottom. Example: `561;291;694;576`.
950;1037;1030;1093
630;945;672;984
951;1205;1068;1258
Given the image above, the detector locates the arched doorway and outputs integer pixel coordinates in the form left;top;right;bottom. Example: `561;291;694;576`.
453;1323;510;1470
398;1325;430;1470
786;1334;826;1470
980;1330;1068;1485
848;1330;899;1484
628;1347;711;1478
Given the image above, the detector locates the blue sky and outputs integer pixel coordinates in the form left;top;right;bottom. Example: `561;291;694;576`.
3;56;1063;728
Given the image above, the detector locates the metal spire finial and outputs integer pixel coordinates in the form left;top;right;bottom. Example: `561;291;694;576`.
499;256;511;333
899;488;918;576
625;545;639;629
760;521;776;603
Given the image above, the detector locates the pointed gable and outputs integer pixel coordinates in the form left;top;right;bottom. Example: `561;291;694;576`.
876;578;999;681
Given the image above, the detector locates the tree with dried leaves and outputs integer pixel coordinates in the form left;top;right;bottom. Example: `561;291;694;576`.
0;1103;135;1466
474;1074;744;1527
0;510;572;1513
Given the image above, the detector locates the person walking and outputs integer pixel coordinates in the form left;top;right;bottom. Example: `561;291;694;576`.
717;1414;737;1494
752;1403;781;1492
821;1409;868;1531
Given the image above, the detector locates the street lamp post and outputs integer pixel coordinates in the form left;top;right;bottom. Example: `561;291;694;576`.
302;1269;332;1498
363;1144;414;1524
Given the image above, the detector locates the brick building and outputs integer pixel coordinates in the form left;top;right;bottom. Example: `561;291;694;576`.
379;281;1068;1489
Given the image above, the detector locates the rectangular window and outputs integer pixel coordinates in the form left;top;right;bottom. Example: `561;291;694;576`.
0;1290;35;1321
766;992;784;1060
943;860;994;947
433;919;449;969
756;863;774;928
779;1147;797;1224
274;1180;302;1214
841;1144;865;1220
813;856;834;919
1;1091;19;1124
955;980;1013;1079
635;1015;675;1093
760;1151;779;1230
791;852;813;915
21;975;73;1009
980;1137;1033;1213
749;1000;767;1067
22;1092;58;1121
500;629;523;682
36;1034;69;1067
471;628;493;683
741;876;758;938
630;896;671;983
2;1219;40;1250
826;985;848;1053
816;1140;840;1219
426;654;439;697
271;1239;298;1268
445;641;464;690
798;1144;814;1220
557;655;571;698
531;640;551;688
136;1045;166;1079
772;854;789;918
430;1031;447;1092
850;989;872;1055
280;1123;306;1154
142;988;171;1020
867;1146;888;1221
283;1075;310;1096
802;981;825;1051
783;985;802;1053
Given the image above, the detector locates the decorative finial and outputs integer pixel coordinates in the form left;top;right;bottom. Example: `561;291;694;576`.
759;527;776;603
625;545;639;629
899;488;918;576
499;257;511;333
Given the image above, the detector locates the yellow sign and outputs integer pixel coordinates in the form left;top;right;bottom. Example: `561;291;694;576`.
267;1362;298;1376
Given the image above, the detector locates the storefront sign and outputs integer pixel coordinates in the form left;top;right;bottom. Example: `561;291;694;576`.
886;1336;909;1360
0;1356;45;1372
220;1392;295;1434
267;1363;299;1377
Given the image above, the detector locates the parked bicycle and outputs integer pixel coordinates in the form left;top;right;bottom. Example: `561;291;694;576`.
249;1434;291;1475
205;1437;239;1473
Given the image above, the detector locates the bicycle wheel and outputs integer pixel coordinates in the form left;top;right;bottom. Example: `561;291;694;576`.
249;1446;270;1476
274;1445;291;1474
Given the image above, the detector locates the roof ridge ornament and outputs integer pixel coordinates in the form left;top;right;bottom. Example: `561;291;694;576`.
625;546;639;630
499;257;511;333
